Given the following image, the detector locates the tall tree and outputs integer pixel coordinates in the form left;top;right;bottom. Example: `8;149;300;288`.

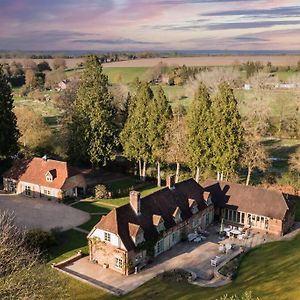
67;55;117;166
120;83;152;180
165;106;187;183
241;136;269;186
187;82;212;182
148;86;172;186
211;82;243;180
0;65;19;159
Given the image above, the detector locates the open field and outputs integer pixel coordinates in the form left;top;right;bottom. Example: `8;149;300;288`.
105;55;300;67
2;55;300;70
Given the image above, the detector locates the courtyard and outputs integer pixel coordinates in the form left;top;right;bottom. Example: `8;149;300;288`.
0;194;90;231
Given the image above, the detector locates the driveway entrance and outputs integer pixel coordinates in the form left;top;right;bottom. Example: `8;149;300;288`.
0;194;90;231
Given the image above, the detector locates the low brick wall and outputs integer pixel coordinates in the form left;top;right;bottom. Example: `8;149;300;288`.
51;251;84;269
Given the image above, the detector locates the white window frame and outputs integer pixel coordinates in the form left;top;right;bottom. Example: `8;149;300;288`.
104;232;111;242
114;257;123;269
156;239;164;254
45;174;53;182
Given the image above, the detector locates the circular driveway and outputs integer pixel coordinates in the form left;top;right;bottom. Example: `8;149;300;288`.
0;194;90;231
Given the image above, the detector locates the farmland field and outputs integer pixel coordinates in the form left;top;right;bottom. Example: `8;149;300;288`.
2;54;300;70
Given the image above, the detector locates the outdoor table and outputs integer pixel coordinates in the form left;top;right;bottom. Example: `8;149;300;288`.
230;229;241;235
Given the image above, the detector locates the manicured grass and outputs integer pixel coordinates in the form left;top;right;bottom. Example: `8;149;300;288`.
60;273;109;300
58;233;300;300
103;67;149;84
48;229;88;264
78;215;103;232
72;202;112;213
122;234;300;300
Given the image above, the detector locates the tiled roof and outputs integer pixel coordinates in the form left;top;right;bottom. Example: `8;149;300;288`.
128;223;142;237
3;157;80;190
152;214;163;226
203;180;291;220
94;178;209;251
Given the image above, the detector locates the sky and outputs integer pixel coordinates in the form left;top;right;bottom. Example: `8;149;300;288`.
1;0;300;51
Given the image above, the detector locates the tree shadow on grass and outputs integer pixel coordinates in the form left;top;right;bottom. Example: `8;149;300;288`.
47;229;88;263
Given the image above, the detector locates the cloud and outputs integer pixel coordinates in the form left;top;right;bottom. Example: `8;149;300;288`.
206;20;300;30
203;5;300;17
72;38;163;45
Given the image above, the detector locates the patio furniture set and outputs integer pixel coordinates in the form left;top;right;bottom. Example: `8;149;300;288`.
188;229;209;243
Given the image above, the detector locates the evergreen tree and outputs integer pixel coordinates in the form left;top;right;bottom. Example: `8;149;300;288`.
0;65;19;159
120;83;153;180
211;82;243;180
67;55;117;166
148;86;172;186
187;82;212;182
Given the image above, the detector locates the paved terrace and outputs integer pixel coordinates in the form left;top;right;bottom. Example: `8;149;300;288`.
58;223;300;295
61;235;221;295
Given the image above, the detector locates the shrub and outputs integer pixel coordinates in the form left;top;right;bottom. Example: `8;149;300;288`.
94;184;110;199
278;171;300;190
25;229;57;251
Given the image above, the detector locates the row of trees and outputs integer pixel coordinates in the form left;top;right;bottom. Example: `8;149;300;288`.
0;56;297;187
40;56;272;186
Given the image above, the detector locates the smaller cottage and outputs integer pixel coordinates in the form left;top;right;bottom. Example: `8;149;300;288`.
3;156;86;200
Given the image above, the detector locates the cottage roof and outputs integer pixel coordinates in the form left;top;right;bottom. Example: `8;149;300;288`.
3;157;80;190
203;180;292;220
93;178;209;251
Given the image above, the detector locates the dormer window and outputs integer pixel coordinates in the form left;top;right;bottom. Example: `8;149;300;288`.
153;214;165;233
188;199;198;214
173;207;182;224
45;170;56;182
203;192;212;206
45;172;53;182
128;223;144;246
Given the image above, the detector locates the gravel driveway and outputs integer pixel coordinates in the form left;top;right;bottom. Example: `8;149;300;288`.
0;194;90;231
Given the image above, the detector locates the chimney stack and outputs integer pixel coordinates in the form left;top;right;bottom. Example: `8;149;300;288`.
166;175;175;190
130;191;141;215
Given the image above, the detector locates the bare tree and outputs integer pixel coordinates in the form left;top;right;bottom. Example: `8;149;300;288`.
53;58;66;70
0;211;69;299
164;107;187;183
241;134;269;186
185;67;240;99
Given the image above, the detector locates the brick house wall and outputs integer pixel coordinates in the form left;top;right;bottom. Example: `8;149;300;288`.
89;238;128;274
89;204;214;275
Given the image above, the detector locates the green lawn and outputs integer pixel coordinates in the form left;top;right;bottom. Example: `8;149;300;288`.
103;67;149;84
58;233;300;300
72;202;112;213
78;215;103;232
48;229;88;264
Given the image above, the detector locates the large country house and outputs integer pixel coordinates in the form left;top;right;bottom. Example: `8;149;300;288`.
88;177;295;276
88;176;214;275
3;156;86;200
